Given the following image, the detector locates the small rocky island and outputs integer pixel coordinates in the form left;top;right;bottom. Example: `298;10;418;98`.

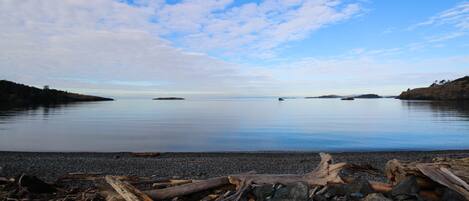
354;94;382;99
398;76;469;100
153;97;185;100
305;95;343;99
0;80;113;106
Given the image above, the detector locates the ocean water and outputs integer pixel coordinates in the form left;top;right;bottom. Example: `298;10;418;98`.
0;98;468;152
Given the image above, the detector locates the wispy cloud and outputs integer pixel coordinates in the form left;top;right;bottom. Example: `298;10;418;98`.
415;1;469;30
153;0;361;57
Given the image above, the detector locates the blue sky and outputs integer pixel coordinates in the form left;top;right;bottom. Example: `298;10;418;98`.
0;0;468;97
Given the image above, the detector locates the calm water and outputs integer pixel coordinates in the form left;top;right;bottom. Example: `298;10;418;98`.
1;98;469;152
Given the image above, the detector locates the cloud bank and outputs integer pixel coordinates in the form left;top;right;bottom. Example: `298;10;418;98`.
0;0;467;97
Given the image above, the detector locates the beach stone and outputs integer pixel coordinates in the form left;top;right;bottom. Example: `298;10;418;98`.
391;176;421;201
322;177;373;200
347;177;374;196
361;193;392;201
441;188;466;201
252;182;308;201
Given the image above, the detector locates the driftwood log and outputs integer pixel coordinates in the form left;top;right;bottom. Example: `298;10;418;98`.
385;156;469;200
105;176;153;201
145;177;229;200
105;153;382;201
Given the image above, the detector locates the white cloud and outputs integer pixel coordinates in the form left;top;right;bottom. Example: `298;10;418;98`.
0;0;466;97
155;0;361;57
416;1;469;30
0;0;273;96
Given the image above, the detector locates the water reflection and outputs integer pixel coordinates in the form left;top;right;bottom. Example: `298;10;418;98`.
0;102;101;121
402;101;469;119
1;99;469;152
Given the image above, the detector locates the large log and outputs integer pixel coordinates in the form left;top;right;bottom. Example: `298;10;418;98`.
228;153;347;187
145;177;230;200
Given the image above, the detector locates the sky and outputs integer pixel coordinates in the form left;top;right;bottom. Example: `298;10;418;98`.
0;0;468;97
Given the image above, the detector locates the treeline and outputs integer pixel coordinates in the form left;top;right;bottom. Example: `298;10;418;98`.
0;80;113;106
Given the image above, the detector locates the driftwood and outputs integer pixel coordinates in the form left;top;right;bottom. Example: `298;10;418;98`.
385;157;469;200
228;153;347;187
417;164;469;200
145;177;230;200
105;176;153;201
105;153;377;201
221;153;352;201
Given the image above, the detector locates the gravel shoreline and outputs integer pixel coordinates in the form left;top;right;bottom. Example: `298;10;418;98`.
1;150;469;182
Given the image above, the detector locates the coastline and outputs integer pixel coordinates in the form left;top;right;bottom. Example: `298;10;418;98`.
2;150;469;183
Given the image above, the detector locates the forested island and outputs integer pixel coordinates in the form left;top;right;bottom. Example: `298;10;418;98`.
398;76;469;100
0;80;113;106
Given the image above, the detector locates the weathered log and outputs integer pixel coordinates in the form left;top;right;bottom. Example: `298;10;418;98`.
145;177;230;200
105;176;153;201
222;153;352;201
227;153;347;188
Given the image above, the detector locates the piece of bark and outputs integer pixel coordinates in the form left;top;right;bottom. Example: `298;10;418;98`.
145;177;230;200
105;176;153;201
369;181;392;193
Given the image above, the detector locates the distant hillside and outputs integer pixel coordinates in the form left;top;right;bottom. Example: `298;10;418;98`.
398;76;469;100
0;80;113;106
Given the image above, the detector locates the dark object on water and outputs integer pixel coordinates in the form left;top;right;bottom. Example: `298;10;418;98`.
341;97;354;100
354;94;382;99
153;97;185;100
398;76;469;100
278;97;285;101
0;80;113;106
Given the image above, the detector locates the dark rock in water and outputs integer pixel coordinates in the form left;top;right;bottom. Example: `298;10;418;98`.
278;97;285;101
341;97;354;100
362;193;393;201
398;76;469;100
153;97;185;100
252;182;308;201
353;94;382;99
0;80;113;107
17;174;56;194
390;176;421;201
